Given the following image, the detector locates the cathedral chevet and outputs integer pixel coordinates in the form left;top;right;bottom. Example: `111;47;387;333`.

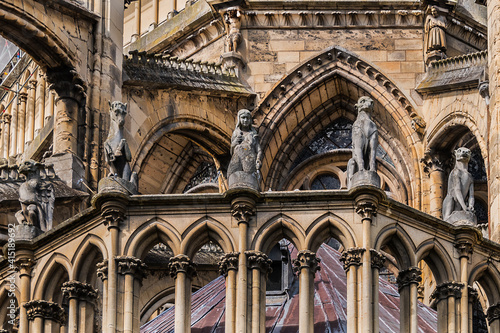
2;0;500;332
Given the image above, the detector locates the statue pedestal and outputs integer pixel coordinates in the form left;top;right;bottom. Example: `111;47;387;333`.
425;50;446;66
15;224;42;241
98;177;138;195
349;170;380;189
221;52;245;78
228;171;259;191
446;211;477;226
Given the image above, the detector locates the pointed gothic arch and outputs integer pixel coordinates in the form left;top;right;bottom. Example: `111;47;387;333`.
253;46;421;207
305;212;357;251
180;216;236;257
252;214;306;254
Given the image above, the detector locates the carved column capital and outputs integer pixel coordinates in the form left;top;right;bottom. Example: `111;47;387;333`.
169;254;197;279
100;198;127;229
18;92;28;103
421;150;448;175
28;80;38;90
24;300;67;325
2;113;12;123
370;249;386;269
61;281;98;304
340;247;365;272
355;195;378;219
454;240;474;258
14;258;35;275
293;250;321;275
96;260;108;281
396;267;422;291
46;68;86;106
219;252;239;276
116;256;148;281
246;251;272;274
430;281;463;301
487;302;500;324
468;286;479;303
231;200;256;224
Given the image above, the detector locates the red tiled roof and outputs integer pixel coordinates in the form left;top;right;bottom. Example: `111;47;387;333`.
141;244;438;333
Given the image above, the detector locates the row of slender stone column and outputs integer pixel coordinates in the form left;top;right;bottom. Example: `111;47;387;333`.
0;75;53;159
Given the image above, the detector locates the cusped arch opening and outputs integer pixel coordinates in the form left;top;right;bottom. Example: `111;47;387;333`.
125;219;181;260
180;218;235;258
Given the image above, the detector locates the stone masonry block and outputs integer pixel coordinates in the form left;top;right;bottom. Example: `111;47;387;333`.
395;39;422;50
278;52;300;63
270;40;305;52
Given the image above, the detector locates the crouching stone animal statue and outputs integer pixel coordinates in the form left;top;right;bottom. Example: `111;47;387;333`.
15;160;54;233
102;101;138;193
442;147;476;225
347;96;380;189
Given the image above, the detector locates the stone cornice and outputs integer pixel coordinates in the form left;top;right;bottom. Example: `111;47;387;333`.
242;9;423;29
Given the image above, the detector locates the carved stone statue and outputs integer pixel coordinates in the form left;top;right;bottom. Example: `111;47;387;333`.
227;109;262;190
442;147;476;225
103;101;138;192
347;96;380;189
425;6;447;63
15;160;54;233
223;8;242;53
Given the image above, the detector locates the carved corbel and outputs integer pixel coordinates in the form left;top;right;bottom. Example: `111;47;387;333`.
420;150;448;176
46;68;86;107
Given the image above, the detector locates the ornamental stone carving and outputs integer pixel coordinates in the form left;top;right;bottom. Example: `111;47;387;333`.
396;267;422;291
442;147;476;225
46;68;86;105
15;160;54;237
227;109;262;190
169;254;197;279
24;300;67;325
223;8;242;53
246;251;272;274
425;6;447;64
219;252;239;276
487;302;500;324
116;256;148;281
340;247;365;271
100;101;138;194
347;96;380;189
61;281;98;303
430;282;463;301
454;240;474;258
293;250;321;275
96;260;108;281
370;249;386;269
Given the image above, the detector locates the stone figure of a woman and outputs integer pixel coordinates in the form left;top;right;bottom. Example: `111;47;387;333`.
425;6;447;54
227;109;262;189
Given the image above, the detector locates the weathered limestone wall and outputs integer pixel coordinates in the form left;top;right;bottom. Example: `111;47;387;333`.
241;28;425;101
488;0;500;241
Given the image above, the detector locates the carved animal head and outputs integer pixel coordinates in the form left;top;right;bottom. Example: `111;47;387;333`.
108;101;128;128
355;96;374;113
19;160;42;178
0;157;8;168
454;147;471;163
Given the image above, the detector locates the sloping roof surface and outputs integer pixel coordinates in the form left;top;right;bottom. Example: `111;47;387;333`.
141;244;438;333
